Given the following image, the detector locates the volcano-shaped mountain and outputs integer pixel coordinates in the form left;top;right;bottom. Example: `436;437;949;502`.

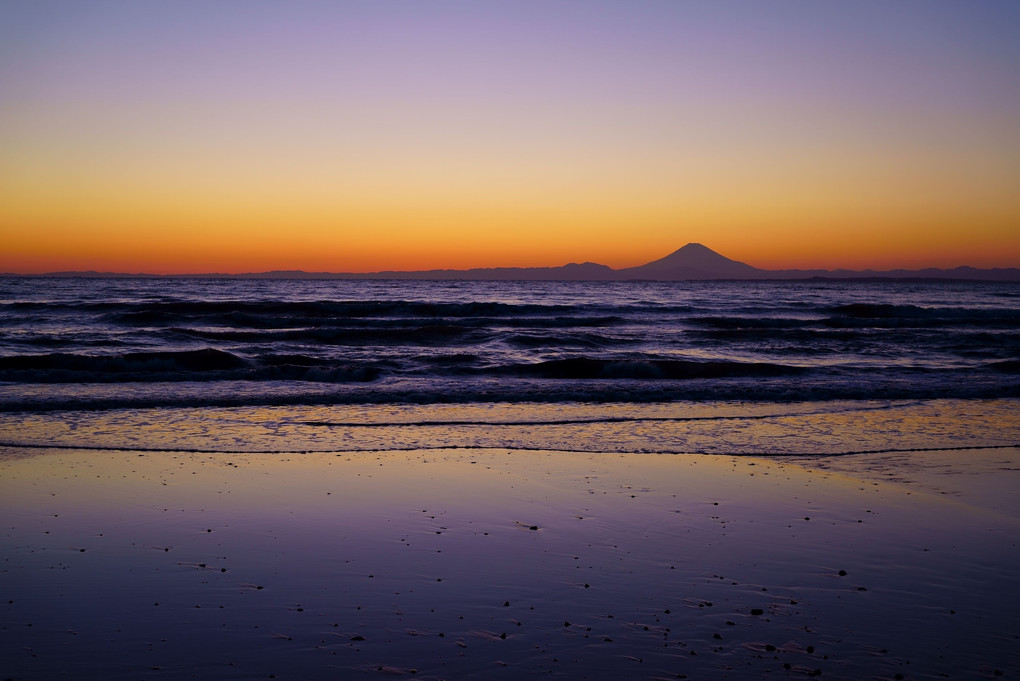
11;243;1020;280
616;243;764;280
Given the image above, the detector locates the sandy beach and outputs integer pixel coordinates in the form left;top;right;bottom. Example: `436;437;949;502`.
2;445;1017;680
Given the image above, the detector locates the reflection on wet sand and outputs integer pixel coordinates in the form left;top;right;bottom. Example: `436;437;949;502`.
2;446;1017;679
2;399;1019;455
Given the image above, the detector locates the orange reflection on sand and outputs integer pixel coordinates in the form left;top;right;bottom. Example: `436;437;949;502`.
2;400;1018;456
2;446;1017;680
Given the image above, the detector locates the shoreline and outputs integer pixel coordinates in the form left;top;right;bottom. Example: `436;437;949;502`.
2;446;1017;680
2;398;1018;456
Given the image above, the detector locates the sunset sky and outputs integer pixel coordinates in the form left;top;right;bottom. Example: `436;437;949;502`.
2;1;1019;274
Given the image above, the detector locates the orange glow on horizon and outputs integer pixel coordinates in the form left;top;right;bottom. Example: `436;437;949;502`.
3;168;1018;273
3;209;1018;275
2;2;1019;275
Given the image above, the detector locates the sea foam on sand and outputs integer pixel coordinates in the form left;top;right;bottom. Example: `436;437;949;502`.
1;446;1017;680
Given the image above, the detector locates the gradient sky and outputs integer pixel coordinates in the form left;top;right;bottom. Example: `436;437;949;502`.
2;1;1019;273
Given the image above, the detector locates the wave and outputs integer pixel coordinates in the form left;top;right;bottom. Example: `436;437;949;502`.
0;349;802;383
2;372;1019;413
689;309;1020;332
989;359;1020;373
0;349;380;383
502;333;627;350
5;347;1019;387
0;348;245;371
90;299;592;325
496;357;806;379
825;304;1020;327
690;316;815;329
170;325;486;346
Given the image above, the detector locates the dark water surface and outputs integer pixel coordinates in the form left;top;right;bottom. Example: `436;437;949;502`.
1;278;1018;454
2;278;1018;402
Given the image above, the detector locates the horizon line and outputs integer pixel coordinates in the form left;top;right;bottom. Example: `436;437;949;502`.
3;243;1019;280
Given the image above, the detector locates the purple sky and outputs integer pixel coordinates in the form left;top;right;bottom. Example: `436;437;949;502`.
2;1;1018;272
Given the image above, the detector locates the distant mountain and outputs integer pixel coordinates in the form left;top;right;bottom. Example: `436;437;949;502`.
4;244;1019;280
617;243;765;280
338;261;616;281
762;265;1020;281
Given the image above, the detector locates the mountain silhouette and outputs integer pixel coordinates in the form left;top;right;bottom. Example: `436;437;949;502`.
6;244;1019;280
618;243;764;280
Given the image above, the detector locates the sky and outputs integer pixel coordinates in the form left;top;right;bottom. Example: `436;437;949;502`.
2;1;1019;274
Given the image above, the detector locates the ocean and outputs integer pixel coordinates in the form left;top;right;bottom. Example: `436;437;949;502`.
1;277;1018;455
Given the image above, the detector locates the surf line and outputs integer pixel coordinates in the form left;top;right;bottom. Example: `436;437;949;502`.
0;441;1018;457
291;402;923;429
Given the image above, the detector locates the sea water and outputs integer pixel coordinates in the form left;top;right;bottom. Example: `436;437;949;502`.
1;277;1018;454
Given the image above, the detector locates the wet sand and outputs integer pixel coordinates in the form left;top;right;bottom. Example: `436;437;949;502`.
1;446;1017;680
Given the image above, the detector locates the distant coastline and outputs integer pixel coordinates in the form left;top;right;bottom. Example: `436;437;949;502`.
4;243;1019;281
